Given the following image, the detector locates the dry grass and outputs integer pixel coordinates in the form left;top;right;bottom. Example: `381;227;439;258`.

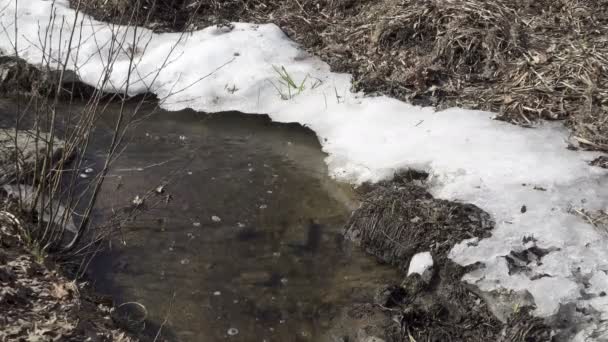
345;172;494;267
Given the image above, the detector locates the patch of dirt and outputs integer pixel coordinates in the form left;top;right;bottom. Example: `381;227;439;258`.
0;55;99;99
341;172;553;341
0;199;137;341
74;0;608;152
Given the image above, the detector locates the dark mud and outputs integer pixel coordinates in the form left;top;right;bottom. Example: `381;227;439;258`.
0;55;99;99
344;173;553;341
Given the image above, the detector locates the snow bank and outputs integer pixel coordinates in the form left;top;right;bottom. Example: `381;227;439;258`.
2;0;608;330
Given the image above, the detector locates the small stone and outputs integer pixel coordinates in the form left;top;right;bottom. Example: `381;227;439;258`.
213;291;221;296
259;204;268;209
84;167;94;173
155;185;165;194
227;328;239;336
79;173;89;178
211;216;221;223
180;258;190;265
521;205;527;213
193;222;201;227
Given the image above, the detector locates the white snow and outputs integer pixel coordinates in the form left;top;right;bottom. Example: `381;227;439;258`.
407;251;434;281
2;0;608;334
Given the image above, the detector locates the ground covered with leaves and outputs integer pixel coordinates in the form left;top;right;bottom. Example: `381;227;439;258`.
0;208;136;341
74;0;608;152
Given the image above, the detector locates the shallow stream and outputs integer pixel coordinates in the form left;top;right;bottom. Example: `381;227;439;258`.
78;103;400;341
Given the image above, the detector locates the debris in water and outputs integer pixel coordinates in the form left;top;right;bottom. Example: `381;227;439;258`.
211;215;221;223
521;205;527;213
227;328;239;336
132;195;144;206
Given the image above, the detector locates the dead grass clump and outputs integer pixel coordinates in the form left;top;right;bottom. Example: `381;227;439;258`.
371;0;525;91
345;174;494;268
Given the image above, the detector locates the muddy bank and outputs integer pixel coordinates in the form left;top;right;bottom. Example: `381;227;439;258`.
343;173;554;341
0;101;142;341
74;0;608;152
0;196;137;341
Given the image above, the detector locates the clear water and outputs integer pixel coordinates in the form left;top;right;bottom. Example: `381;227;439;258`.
2;99;399;342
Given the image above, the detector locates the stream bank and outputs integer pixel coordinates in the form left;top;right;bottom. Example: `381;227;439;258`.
0;122;137;341
74;0;608;152
0;7;592;340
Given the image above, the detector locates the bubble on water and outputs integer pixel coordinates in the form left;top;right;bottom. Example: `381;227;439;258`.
227;328;239;336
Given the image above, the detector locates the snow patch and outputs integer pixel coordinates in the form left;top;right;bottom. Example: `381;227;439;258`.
407;251;434;282
2;0;608;333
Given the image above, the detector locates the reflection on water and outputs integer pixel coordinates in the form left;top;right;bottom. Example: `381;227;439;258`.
70;105;398;341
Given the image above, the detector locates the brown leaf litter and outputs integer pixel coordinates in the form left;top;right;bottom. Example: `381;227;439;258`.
0;211;136;342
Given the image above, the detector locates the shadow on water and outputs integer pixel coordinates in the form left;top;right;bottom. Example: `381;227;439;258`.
2;98;400;341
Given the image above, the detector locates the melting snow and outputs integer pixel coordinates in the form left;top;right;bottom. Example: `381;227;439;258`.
2;0;608;333
407;251;434;282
